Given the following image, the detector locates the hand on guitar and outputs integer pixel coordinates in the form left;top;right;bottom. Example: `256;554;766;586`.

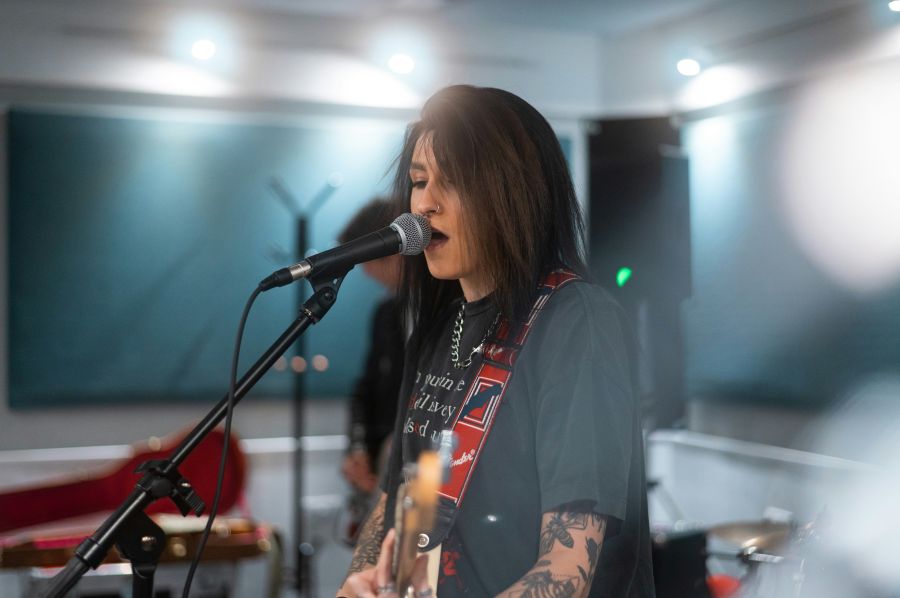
345;529;433;598
339;446;445;597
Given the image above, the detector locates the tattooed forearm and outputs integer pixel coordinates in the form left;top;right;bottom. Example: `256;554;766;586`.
346;493;386;574
499;504;607;598
510;569;578;598
539;509;604;556
577;534;603;586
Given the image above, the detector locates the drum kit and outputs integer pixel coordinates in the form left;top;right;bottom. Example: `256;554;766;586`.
649;478;834;598
704;517;825;598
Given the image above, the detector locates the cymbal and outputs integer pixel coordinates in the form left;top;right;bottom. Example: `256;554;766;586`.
708;521;791;554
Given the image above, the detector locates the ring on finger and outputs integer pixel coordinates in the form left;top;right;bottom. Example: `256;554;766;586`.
415;589;433;598
377;583;397;595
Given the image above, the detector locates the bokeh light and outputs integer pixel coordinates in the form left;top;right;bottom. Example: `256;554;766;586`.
779;64;900;294
290;356;307;373
191;38;216;61
388;53;415;74
677;58;701;77
312;354;329;372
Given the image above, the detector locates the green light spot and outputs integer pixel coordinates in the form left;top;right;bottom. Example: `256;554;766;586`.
616;267;633;288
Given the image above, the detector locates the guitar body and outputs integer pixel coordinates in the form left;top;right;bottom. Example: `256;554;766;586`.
0;427;246;534
424;545;441;593
393;450;441;596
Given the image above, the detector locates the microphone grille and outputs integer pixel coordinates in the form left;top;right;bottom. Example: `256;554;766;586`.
391;213;432;255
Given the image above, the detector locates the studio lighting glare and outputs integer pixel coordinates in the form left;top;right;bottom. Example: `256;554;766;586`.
191;38;217;61
890;1;900;12
388;53;415;74
677;58;702;77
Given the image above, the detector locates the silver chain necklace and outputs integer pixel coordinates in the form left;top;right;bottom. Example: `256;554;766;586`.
450;301;500;369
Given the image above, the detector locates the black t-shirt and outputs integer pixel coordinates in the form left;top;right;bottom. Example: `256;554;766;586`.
383;282;655;597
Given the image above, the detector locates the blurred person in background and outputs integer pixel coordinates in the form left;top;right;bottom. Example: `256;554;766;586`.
338;198;406;545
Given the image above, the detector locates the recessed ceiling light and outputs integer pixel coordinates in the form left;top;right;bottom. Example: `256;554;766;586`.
191;39;216;61
889;0;900;12
388;53;415;74
677;58;702;77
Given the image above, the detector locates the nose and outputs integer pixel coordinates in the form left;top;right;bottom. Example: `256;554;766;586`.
411;185;439;218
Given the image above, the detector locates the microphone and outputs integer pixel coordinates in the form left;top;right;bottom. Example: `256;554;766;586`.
259;212;431;291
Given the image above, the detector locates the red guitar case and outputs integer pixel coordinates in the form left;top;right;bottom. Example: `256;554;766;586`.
0;427;246;534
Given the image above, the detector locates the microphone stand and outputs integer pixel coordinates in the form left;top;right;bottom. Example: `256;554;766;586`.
43;273;346;598
269;176;338;595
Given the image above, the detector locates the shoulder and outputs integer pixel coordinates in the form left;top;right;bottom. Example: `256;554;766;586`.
543;280;623;318
516;280;635;392
529;281;631;354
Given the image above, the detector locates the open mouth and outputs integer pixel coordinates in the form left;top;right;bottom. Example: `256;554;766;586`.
427;228;449;249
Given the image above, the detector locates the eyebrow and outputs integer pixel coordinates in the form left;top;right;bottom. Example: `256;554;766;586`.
409;161;427;172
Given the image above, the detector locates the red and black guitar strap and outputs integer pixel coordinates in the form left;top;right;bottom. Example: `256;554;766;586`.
418;269;581;552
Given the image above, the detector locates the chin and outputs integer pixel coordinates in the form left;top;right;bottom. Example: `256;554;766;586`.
424;259;461;282
426;268;460;282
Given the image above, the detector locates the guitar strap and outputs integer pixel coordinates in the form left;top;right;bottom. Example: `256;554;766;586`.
417;269;581;554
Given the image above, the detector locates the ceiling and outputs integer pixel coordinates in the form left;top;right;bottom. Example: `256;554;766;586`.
126;0;877;48
426;0;734;36
1;0;885;116
138;0;735;36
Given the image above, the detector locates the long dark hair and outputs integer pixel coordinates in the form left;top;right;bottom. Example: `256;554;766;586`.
391;85;587;345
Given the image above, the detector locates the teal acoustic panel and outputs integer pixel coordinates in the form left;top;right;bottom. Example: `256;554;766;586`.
7;109;404;407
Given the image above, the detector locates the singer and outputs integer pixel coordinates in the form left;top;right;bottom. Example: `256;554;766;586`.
338;86;655;597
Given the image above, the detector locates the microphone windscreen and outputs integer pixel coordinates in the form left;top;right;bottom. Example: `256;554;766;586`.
392;213;432;255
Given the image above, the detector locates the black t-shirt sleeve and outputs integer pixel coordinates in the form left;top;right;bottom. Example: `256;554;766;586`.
526;284;636;524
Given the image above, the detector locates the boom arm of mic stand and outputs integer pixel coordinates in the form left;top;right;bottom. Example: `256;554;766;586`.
43;279;343;598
